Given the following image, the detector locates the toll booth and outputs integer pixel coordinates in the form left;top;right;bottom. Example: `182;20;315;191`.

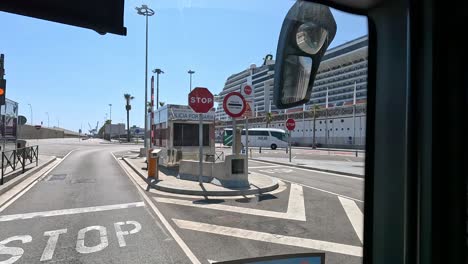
153;104;215;167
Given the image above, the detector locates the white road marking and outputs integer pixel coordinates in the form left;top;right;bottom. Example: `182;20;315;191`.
207;259;218;264
114;154;201;264
114;221;142;247
338;197;364;243
251;159;364;181
154;183;306;221
173;219;363;257
258;168;293;174
0;235;32;264
76;226;108;254
280;179;363;203
248;165;282;169
40;229;67;261
0;149;76;213
0;202;145;222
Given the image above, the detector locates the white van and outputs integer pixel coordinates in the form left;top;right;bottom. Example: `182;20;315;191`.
223;128;288;150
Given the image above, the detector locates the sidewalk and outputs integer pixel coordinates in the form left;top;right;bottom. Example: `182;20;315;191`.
0;155;57;196
252;156;364;177
123;155;279;196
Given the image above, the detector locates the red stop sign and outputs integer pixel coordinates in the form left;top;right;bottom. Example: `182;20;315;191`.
188;87;214;113
285;118;296;131
243;85;252;95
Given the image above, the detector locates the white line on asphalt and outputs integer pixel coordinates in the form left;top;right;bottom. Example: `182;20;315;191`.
154;183;306;221
338;197;364;243
0;202;145;222
113;153;201;264
248;165;283;169
173;219;363;257
0;149;77;213
207;259;218;264
250;159;364;181
280;179;364;203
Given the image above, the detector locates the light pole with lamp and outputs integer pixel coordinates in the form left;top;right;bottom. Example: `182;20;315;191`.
136;4;155;153
28;104;33;125
109;104;112;141
188;70;195;91
152;69;164;109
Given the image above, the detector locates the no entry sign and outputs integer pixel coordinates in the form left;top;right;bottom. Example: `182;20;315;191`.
223;92;246;118
188;87;214;113
286;118;296;131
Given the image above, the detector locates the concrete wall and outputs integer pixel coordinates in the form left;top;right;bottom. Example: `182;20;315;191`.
18;125;80;139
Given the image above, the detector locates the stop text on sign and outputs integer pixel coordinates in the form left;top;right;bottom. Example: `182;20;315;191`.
189;97;213;104
286;118;296;131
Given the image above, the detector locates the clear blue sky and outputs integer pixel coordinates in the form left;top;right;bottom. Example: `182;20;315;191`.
0;0;367;132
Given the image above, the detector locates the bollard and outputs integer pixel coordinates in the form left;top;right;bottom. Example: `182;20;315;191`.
250;149;252;159
259;147;261;153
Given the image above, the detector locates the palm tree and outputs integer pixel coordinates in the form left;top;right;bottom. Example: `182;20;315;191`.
264;112;273;128
311;104;320;148
159;102;165;107
124;93;134;142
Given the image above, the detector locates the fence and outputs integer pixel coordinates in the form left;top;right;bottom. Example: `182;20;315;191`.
1;145;39;185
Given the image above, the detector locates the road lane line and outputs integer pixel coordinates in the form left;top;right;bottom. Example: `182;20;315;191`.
173;219;363;257
250;159;364;180
280;179;364;203
338;197;364;243
0;202;144;222
154;183;306;221
0;149;77;213
248;165;283;169
113;154;201;264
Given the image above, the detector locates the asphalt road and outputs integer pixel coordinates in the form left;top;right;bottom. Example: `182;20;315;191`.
0;144;189;264
1;140;365;264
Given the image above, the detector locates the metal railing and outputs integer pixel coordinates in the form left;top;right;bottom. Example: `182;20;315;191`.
1;145;39;185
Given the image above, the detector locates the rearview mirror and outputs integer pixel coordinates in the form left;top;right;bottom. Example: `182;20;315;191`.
273;1;336;109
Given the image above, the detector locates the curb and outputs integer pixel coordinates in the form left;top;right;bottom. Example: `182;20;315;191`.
251;158;364;178
122;158;279;196
0;156;57;197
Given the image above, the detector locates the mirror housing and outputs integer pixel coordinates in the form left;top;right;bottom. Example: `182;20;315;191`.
273;1;336;109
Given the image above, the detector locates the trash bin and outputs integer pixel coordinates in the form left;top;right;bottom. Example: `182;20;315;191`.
147;149;161;179
17;140;27;149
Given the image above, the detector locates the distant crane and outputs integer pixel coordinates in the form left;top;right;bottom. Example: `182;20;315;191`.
87;121;99;137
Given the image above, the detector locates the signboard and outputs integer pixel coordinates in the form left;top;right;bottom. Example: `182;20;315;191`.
188;87;214;113
285;118;296;131
223;92;246;118
242;84;252;96
18;115;27;125
242;99;254;118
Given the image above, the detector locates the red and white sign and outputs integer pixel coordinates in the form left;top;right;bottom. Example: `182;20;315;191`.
285;118;296;131
242;99;254;118
188;87;214;113
223;92;246;118
243;84;252;96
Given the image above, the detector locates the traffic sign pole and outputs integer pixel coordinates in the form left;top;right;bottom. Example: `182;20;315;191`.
199;113;203;184
188;87;214;185
289;131;292;162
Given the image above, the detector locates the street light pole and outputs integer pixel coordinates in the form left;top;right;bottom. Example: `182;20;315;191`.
28;104;33;125
109;104;112;141
136;4;155;153
188;70;195;91
152;69;164;109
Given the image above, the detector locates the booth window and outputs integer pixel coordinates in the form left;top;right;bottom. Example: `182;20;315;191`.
173;123;209;146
